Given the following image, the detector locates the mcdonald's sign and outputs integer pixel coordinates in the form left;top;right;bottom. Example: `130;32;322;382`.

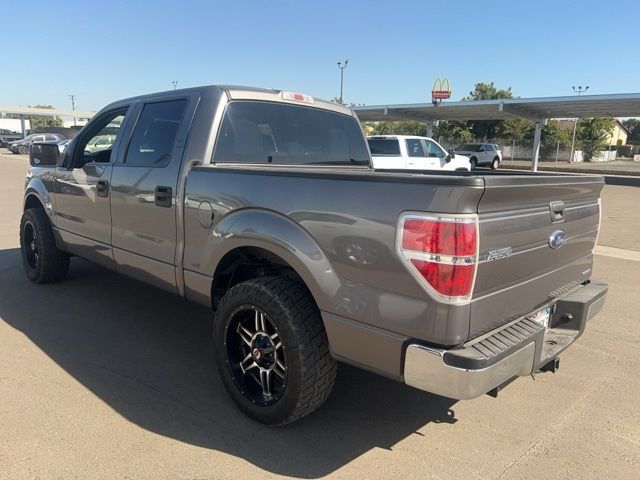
432;78;451;100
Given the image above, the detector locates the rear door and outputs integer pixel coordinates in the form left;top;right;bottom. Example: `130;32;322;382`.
481;144;496;164
470;174;604;338
109;94;199;292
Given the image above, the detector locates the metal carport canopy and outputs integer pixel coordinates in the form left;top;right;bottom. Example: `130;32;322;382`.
355;92;640;172
353;93;640;122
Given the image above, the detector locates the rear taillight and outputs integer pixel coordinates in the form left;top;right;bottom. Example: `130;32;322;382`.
397;213;478;304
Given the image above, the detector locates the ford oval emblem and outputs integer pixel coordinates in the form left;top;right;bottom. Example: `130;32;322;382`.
548;230;566;249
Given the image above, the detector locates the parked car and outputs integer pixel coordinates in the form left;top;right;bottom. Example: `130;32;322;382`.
456;143;502;169
84;134;116;153
367;135;470;171
57;139;72;154
22;85;607;425
0;128;23;147
8;133;65;154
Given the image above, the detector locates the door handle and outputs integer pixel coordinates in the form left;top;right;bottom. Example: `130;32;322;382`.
549;201;565;222
96;180;109;198
155;186;172;207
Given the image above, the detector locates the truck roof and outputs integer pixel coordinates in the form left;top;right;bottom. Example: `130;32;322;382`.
367;135;435;141
102;85;353;117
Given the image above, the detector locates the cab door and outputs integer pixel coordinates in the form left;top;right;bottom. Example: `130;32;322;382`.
422;138;447;170
54;107;131;267
109;94;198;293
404;138;432;169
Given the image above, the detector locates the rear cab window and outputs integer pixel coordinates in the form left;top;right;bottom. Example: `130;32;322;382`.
213;101;370;166
367;138;401;156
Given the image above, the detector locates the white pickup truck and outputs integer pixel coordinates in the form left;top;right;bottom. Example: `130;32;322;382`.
367;135;471;171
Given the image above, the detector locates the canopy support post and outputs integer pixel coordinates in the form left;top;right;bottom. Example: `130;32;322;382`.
531;118;546;172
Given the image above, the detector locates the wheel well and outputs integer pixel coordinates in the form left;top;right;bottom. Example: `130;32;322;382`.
470;156;477;161
24;194;44;211
493;156;500;161
211;246;305;310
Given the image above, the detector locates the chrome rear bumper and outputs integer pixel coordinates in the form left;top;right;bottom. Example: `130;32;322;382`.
403;280;608;400
404;342;535;400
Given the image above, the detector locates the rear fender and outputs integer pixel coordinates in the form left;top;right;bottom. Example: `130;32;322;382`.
207;208;341;310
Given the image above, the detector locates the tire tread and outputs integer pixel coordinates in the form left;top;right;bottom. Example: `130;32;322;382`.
215;276;336;425
20;207;69;283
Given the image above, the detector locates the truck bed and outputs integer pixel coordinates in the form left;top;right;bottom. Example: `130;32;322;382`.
183;164;603;349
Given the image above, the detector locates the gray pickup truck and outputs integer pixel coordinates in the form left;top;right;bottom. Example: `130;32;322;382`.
21;85;607;425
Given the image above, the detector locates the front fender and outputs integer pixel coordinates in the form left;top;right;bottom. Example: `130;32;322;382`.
199;208;342;311
24;175;54;217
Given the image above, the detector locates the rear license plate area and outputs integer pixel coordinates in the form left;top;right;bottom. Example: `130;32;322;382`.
528;306;552;329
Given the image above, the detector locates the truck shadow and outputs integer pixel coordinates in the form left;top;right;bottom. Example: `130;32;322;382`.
0;247;457;478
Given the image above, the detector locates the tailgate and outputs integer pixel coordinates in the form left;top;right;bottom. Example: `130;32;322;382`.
470;174;603;338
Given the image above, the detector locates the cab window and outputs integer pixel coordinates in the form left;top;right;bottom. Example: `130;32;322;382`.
123;100;187;167
405;139;425;157
74;109;127;166
423;139;446;157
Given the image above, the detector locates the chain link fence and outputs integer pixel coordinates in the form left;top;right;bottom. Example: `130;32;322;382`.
436;136;636;167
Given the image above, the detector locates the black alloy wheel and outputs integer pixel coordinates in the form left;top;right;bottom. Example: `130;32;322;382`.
225;305;287;406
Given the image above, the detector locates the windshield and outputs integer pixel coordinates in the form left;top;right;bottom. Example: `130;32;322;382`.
457;144;479;152
367;139;401;155
213;101;370;166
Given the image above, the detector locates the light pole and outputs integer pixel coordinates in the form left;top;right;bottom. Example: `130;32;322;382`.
569;86;588;162
337;59;348;104
171;81;178;90
68;94;77;126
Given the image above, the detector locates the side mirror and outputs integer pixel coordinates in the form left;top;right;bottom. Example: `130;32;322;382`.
30;142;60;167
446;148;455;163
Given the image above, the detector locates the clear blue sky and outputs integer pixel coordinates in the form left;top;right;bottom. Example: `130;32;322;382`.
2;0;639;112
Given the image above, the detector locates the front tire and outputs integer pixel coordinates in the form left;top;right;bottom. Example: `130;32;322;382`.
491;157;500;169
214;276;336;426
20;207;69;283
18;145;29;155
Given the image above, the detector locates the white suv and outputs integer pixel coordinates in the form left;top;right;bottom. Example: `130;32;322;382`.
455;143;502;169
367;135;470;171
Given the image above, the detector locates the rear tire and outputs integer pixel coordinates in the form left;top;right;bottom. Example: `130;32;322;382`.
214;276;336;426
469;157;478;169
491;157;500;169
20;207;69;283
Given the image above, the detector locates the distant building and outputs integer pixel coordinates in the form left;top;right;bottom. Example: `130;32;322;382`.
558;119;629;146
605;120;629;146
0;118;30;133
62;118;89;128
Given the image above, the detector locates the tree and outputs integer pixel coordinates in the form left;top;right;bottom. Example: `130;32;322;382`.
363;120;427;136
464;82;514;139
577;118;616;161
29;105;64;129
499;118;532;140
622;119;640;143
433;120;473;142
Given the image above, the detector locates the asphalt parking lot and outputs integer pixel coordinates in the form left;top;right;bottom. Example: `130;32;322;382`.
1;150;639;479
